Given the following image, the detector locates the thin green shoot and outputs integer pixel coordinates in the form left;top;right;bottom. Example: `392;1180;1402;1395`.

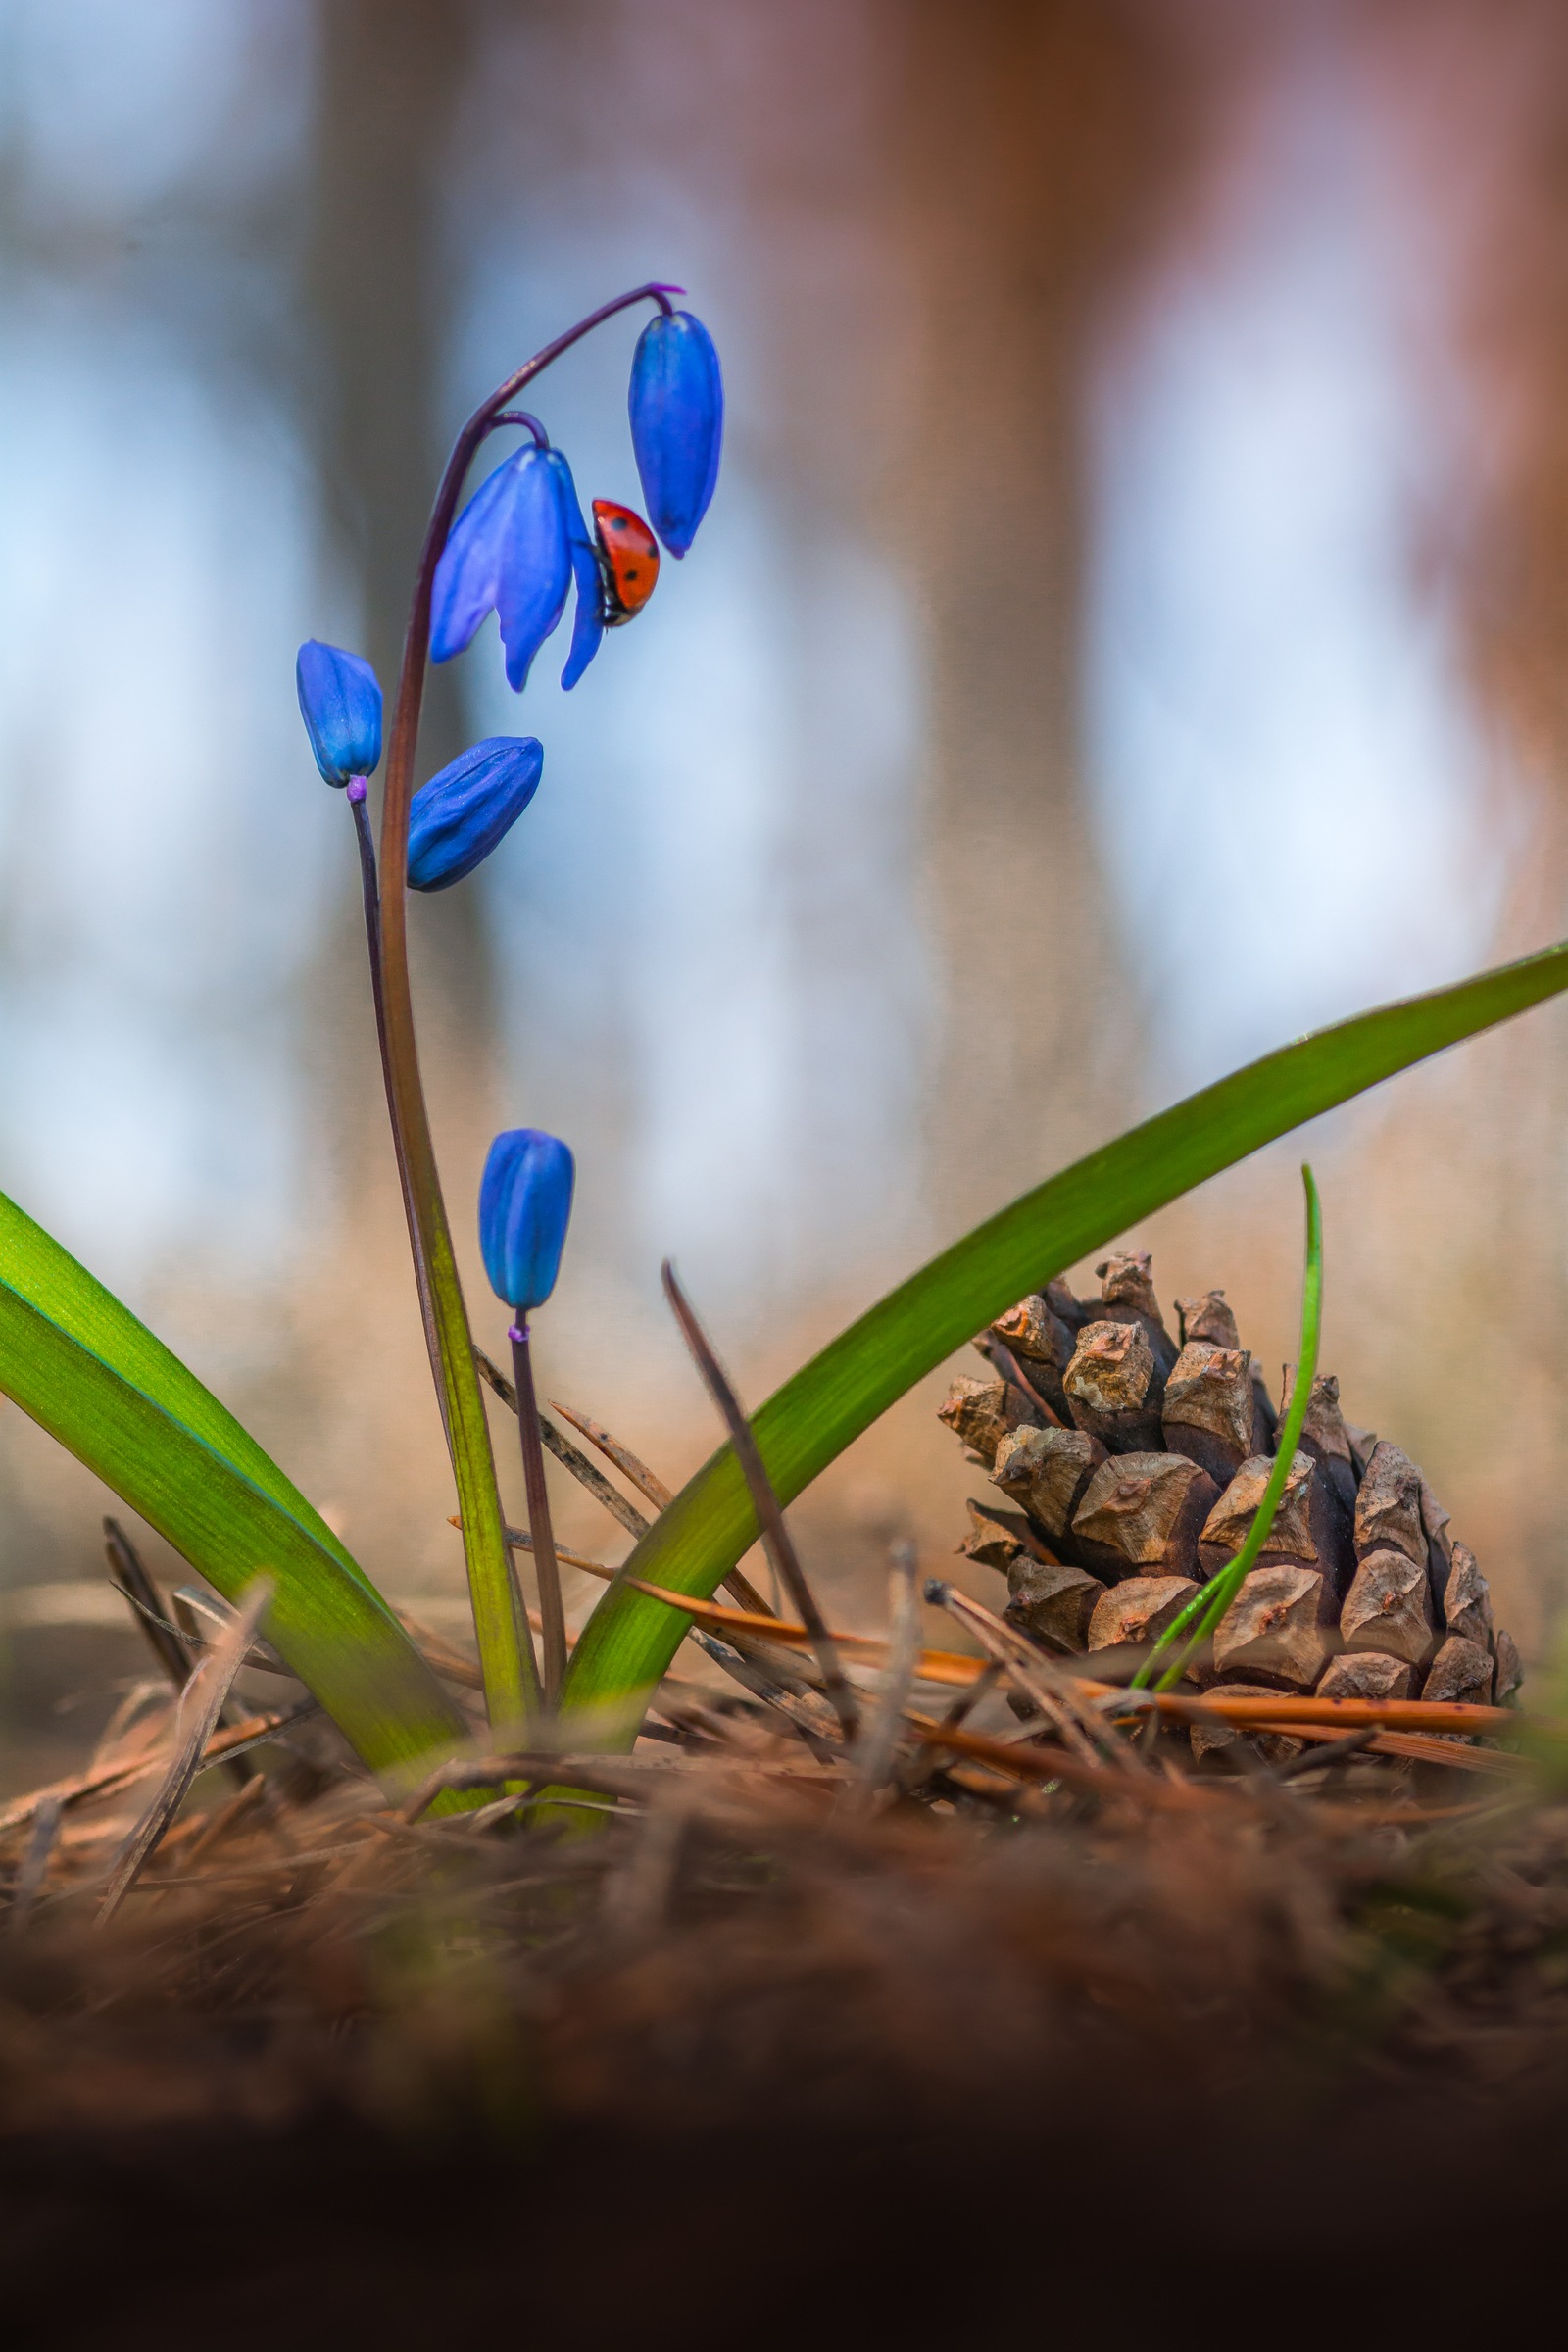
1132;1163;1323;1693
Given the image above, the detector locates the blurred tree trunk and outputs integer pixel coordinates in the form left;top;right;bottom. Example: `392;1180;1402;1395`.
300;0;501;1144
887;0;1208;1230
283;0;507;1579
301;0;474;748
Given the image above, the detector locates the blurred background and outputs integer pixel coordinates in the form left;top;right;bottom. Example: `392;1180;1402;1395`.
4;0;1568;1783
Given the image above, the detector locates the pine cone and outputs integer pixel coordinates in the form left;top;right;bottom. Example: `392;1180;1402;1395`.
939;1251;1524;1740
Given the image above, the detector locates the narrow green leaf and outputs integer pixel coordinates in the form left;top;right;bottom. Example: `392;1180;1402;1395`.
426;1199;539;1743
564;936;1568;1730
1134;1164;1323;1690
0;1192;471;1788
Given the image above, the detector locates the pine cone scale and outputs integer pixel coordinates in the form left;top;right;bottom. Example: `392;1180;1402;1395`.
937;1254;1523;1756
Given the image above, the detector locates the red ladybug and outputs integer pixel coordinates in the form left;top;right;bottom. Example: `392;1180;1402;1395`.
592;499;660;625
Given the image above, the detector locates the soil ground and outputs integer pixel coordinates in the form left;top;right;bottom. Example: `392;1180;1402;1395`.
4;1748;1567;2346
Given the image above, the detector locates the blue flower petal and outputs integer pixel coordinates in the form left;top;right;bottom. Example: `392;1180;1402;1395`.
295;640;382;787
407;736;543;891
479;1128;575;1311
628;310;723;559
561;527;605;690
494;448;573;692
545;448;605;692
430;457;518;663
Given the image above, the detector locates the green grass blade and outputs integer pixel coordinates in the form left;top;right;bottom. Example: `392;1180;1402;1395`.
563;936;1568;1731
426;1199;539;1743
1134;1165;1323;1691
0;1191;471;1787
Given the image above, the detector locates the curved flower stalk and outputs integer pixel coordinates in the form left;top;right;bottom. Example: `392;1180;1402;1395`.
370;283;710;1744
296;637;444;1403
296;639;444;1392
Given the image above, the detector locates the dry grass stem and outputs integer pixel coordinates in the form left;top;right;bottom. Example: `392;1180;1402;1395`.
623;1580;1535;1753
901;1662;1004;1795
685;1629;843;1762
1270;1727;1380;1781
95;1579;275;1927
86;1682;172;1776
8;1797;62;1936
622;1580;981;1689
394;1607;487;1690
0;1695;308;1840
853;1542;924;1796
474;1348;652;1540
103;1516;193;1690
449;1513;619;1579
547;1396;674;1511
925;1582;1140;1776
1281;1724;1528;1776
176;1774;270;1868
661;1261;859;1741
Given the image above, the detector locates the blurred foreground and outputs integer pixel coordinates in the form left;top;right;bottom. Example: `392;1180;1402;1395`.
2;1683;1566;2339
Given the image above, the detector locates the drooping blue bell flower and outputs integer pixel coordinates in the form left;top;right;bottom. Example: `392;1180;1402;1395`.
561;509;605;691
295;640;382;786
431;442;603;693
407;736;543;891
627;310;723;558
479;1127;575;1312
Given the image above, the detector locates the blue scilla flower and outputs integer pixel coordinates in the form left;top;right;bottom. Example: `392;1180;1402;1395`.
407;736;543;892
430;441;603;694
628;310;723;558
295;640;382;786
479;1128;575;1312
561;506;605;691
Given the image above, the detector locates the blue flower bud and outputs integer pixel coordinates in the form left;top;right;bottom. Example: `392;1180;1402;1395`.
431;443;595;693
628;310;723;558
479;1127;575;1311
407;736;543;892
295;640;382;787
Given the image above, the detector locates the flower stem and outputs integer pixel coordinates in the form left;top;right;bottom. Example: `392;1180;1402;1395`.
510;1316;566;1709
373;284;677;1742
346;782;443;1400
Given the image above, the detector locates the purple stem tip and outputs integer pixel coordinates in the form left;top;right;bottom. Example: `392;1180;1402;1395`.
347;777;368;803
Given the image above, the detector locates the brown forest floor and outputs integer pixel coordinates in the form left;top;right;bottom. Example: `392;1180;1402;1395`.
4;1724;1568;2346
